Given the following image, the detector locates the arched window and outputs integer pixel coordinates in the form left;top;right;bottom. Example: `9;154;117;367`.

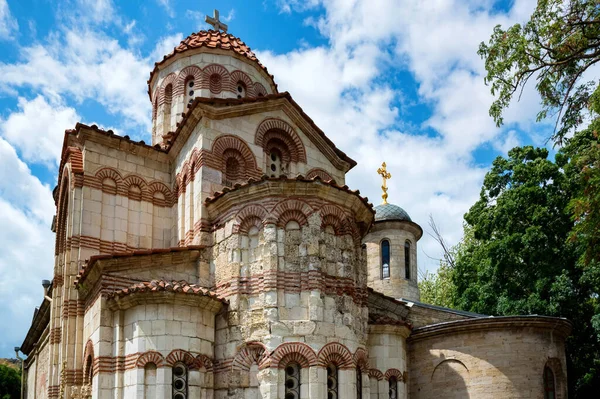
327;364;338;399
544;366;555;399
84;355;93;386
236;81;247;99
163;83;173;135
172;362;188;399
356;367;363;399
404;240;411;279
381;239;390;279
389;376;398;399
284;362;300;399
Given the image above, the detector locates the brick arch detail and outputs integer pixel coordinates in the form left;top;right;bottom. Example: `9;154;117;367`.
270;199;313;228
202;64;230;94
212;135;258;172
368;368;384;381
148;181;174;207
306;168;334;182
270;342;317;369
174;65;203;96
317;342;354;369
320;204;349;236
230;70;255;97
253;82;267;97
353;348;369;370
385;368;404;381
158;73;177;106
136;351;165;368
234;205;268;234
82;340;95;381
196;354;214;371
166;349;197;370
232;342;270;371
255;118;307;164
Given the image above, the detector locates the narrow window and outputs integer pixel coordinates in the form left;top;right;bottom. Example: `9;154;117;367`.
544;366;555;399
327;364;338;399
381;240;390;279
269;150;282;177
389;376;398;399
236;81;247;99
284;362;300;399
404;240;411;279
172;362;188;399
184;77;195;108
163;83;173;135
85;355;93;386
356;367;363;399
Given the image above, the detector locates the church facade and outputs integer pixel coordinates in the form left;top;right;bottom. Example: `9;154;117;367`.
20;20;571;399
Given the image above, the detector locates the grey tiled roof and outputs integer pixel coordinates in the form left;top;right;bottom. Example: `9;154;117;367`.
374;203;412;222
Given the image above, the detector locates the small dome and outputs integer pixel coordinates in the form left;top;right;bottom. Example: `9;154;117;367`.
374;203;412;222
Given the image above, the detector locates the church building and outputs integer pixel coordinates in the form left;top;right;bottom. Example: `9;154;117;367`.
20;11;571;399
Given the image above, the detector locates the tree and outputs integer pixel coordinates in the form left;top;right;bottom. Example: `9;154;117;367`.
478;1;600;395
451;146;599;397
0;363;20;399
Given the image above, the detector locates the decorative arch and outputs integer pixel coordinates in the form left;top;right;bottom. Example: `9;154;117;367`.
55;170;71;255
158;73;177;106
306;168;334;182
255;118;306;164
368;368;384;381
202;64;230;94
232;342;270;371
196;354;214;371
234;205;268;234
270;199;313;228
174;65;203;96
148;181;173;207
385;368;404;382
123;175;148;201
166;349;197;370
320;204;348;235
83;340;95;383
230;70;255;97
253;82;267;97
212;135;258;170
136;351;165;368
270;342;317;369
353;348;369;370
317;342;354;369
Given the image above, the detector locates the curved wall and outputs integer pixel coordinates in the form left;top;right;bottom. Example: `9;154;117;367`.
407;317;571;399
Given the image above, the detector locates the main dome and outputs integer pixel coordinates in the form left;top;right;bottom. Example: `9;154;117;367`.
374;203;412;222
148;30;272;85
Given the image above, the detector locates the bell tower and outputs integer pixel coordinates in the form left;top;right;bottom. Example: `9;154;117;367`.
148;10;279;146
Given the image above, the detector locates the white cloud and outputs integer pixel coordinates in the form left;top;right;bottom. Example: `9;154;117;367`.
261;0;546;273
0;29;152;131
0;137;55;356
0;0;18;40
156;0;175;18
150;33;184;63
0;96;80;167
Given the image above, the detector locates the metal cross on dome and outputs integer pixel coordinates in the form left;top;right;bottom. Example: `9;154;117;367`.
205;9;228;33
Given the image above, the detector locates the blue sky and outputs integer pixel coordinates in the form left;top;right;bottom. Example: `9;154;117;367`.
0;0;551;358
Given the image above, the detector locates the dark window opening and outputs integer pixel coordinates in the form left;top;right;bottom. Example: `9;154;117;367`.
381;239;390;279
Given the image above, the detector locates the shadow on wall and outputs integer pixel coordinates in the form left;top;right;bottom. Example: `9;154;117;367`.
430;356;470;399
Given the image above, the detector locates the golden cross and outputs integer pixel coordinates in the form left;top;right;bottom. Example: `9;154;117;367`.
205;9;228;32
377;162;392;204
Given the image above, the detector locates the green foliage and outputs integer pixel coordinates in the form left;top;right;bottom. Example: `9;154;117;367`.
0;364;20;399
446;145;600;397
479;0;600;143
419;261;456;309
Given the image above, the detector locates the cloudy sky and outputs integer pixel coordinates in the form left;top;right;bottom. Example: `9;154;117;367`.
0;0;552;357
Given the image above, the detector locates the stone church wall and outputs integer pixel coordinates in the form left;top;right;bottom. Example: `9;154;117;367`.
407;317;570;399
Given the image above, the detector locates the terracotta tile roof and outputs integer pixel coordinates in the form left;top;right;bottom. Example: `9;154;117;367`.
107;280;225;303
203;174;374;212
148;30;274;87
169;93;357;170
74;246;207;287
